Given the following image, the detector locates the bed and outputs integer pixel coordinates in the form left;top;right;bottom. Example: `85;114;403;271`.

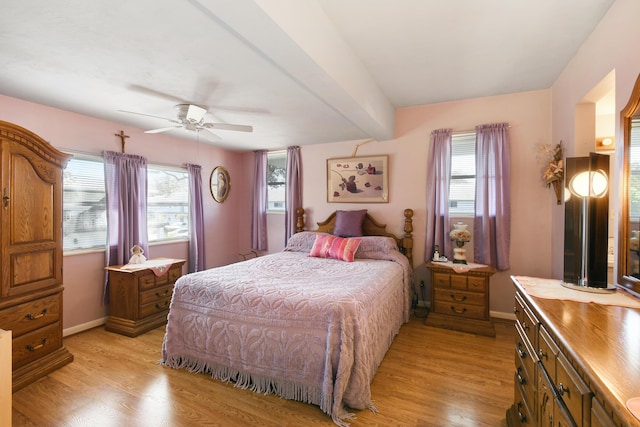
161;208;414;426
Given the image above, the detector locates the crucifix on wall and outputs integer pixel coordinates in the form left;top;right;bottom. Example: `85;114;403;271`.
114;130;129;153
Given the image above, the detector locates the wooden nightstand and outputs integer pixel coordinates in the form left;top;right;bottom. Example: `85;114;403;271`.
105;259;186;337
425;262;496;337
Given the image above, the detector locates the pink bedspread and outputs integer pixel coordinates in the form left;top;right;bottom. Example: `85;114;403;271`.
161;249;411;426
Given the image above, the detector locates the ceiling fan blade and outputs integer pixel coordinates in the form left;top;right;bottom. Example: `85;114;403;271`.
118;110;179;124
203;122;253;133
186;105;207;122
144;126;182;134
200;128;222;141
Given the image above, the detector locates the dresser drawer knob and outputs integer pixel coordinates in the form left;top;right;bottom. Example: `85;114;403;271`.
557;382;570;397
155;301;169;309
516;366;527;385
517;341;527;358
513;306;520;315
538;348;548;360
449;294;467;302
25;308;48;320
450;306;467;314
156;289;169;297
516;402;527;423
26;338;48;352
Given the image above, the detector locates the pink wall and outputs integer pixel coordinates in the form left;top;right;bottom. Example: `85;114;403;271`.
0;95;249;332
550;0;640;279
299;89;552;316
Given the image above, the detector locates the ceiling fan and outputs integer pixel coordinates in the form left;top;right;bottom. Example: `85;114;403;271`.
119;104;253;135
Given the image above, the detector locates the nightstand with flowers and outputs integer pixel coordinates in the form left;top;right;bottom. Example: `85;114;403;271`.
425;222;496;336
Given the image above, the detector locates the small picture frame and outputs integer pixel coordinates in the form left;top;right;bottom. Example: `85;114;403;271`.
327;155;389;203
210;166;230;203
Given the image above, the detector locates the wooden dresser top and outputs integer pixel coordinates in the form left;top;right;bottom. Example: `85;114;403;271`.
512;276;640;426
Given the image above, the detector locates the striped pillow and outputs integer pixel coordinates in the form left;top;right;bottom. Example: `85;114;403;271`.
309;234;363;262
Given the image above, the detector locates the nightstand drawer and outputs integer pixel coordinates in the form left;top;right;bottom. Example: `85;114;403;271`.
432;273;450;288
433;302;485;319
467;276;487;292
450;275;467;289
140;284;173;306
434;288;485;306
140;298;171;318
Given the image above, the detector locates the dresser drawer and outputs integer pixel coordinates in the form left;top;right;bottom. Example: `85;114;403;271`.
556;352;592;426
12;322;62;369
514;351;535;411
433;288;485;306
0;293;61;337
513;379;534;426
520;303;538;351
139;284;173;306
537;325;558;376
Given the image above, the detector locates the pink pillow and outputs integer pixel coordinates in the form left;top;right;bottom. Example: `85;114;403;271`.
309;234;363;262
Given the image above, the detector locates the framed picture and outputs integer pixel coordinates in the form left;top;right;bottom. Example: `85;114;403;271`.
327;155;389;203
210;166;230;203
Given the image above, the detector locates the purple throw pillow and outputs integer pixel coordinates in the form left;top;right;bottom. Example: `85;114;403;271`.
333;209;367;237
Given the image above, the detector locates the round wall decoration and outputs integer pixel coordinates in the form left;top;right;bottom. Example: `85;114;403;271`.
210;166;230;203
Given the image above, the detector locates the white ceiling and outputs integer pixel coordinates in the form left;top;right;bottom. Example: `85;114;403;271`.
0;0;614;151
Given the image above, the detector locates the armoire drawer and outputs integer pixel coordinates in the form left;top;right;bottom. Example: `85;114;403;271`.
12;321;62;369
0;292;61;337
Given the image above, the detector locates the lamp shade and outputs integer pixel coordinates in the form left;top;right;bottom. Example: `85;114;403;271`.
568;169;608;198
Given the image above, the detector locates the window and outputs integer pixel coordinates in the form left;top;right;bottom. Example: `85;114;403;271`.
147;165;189;242
449;132;476;216
63;155;107;251
267;151;286;212
63;155;190;252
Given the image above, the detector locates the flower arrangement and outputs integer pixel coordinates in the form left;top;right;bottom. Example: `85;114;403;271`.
538;141;564;204
538;141;564;187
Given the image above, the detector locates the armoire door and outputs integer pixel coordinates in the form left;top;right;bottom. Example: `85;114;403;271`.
0;135;67;299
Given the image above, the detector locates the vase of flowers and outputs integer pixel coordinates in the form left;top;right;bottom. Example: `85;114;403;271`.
450;223;471;264
539;141;564;204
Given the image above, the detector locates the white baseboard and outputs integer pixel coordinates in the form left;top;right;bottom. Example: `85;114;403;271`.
491;310;516;321
63;317;107;337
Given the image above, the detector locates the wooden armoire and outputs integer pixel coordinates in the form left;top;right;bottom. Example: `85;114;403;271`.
0;121;73;391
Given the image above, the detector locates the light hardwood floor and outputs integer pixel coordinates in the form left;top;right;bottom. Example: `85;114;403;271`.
12;315;515;426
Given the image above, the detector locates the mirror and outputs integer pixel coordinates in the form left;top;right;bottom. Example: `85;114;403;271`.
618;73;640;297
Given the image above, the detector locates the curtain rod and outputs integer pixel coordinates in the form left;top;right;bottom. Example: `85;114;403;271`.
58;147;189;170
453;125;512;135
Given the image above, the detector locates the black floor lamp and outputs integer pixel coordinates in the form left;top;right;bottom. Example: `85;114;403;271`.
562;152;615;292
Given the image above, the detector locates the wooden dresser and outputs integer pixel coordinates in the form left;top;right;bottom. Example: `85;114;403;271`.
425;262;496;336
105;259;185;337
507;276;640;427
0;121;73;391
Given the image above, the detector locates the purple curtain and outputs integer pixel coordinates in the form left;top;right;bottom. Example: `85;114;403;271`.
425;129;453;262
473;123;511;270
186;163;206;273
252;150;268;251
285;146;302;244
103;151;148;303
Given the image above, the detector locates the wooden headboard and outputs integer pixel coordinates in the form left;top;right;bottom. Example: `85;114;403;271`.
295;208;414;267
